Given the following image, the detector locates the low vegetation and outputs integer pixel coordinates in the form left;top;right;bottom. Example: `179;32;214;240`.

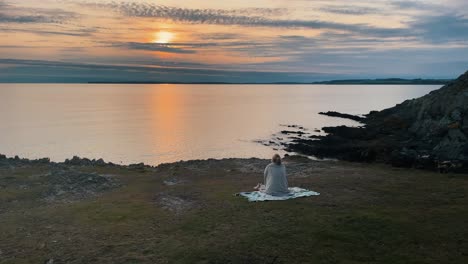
1;155;467;263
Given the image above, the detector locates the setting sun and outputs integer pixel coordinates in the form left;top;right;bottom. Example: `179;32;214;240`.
154;31;174;44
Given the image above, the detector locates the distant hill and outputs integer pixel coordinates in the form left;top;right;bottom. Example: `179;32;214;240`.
311;78;452;85
88;78;453;85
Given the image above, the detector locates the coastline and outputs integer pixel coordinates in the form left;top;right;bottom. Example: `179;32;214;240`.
1;153;467;263
266;71;468;173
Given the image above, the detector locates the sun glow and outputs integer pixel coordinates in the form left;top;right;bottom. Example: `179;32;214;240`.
153;31;174;44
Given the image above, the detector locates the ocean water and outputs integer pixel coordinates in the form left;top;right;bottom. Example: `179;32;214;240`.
0;84;440;165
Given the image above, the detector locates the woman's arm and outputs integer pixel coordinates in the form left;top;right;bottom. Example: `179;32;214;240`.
263;165;269;184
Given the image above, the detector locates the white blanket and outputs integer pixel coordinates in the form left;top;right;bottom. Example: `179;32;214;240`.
238;187;320;202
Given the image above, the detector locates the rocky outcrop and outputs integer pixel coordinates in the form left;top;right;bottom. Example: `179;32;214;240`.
0;154;121;203
319;111;364;122
43;169;119;203
65;156;112;166
0;154;154;171
0;154;50;166
285;70;468;172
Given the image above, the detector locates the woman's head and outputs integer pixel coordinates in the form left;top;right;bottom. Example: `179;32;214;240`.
272;154;282;165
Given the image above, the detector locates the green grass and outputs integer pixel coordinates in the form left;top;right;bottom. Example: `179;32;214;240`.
0;159;467;263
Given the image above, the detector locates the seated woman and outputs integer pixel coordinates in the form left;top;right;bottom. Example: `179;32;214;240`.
254;154;289;196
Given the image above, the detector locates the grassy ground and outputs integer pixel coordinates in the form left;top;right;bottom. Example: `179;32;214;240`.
0;157;467;264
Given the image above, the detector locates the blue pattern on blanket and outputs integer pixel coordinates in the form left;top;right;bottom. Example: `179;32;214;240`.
239;187;320;202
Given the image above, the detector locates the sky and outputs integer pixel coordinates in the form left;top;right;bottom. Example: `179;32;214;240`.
0;0;468;82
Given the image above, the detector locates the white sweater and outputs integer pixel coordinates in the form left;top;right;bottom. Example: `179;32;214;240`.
263;163;289;195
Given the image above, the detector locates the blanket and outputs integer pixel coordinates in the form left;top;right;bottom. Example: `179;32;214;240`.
238;187;320;202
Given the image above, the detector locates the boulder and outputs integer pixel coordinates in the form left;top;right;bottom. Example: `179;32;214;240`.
94;158;107;166
65;156;92;166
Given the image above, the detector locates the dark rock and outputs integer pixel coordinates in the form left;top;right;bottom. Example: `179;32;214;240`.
94;158;106;166
390;149;417;168
319;111;364;122
462;114;468;131
282;124;306;130
65;156;82;165
0;155;53;167
437;160;463;173
281;130;306;135
414;155;437;170
322;126;367;140
359;148;378;162
64;156;94;166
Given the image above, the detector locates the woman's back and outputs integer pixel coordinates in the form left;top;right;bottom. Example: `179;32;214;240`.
264;163;288;195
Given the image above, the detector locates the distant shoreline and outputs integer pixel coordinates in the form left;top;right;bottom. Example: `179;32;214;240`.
87;78;452;85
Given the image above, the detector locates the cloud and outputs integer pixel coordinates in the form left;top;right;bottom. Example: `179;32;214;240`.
107;39;281;55
74;1;468;43
0;2;77;24
320;5;381;15
0;58;227;74
79;2;407;38
78;2;288;18
2;0;467;82
111;42;197;54
410;14;468;43
218;7;288;17
197;33;248;41
0;27;95;37
390;0;438;10
0;13;60;23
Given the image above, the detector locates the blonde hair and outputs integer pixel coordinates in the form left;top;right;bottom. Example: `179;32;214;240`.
272;154;282;165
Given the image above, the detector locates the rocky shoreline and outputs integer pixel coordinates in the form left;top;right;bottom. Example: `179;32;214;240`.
0;154;154;170
0;153;272;205
262;71;468;173
0;154;157;204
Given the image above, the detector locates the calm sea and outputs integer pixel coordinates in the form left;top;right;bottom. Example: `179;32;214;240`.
0;84;439;165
